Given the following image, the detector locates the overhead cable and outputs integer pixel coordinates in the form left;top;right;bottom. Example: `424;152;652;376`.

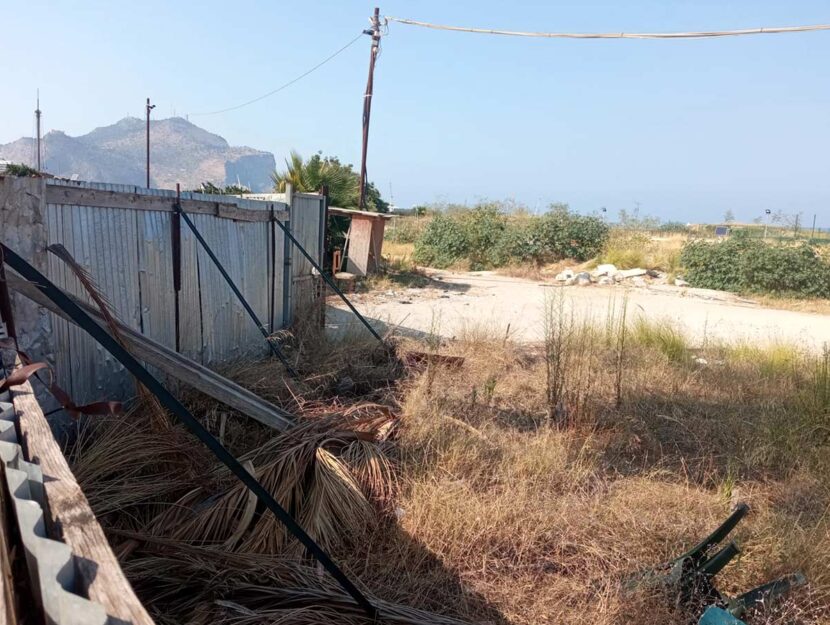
191;32;365;116
385;16;830;40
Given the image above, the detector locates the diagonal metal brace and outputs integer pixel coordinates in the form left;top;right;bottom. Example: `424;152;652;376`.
179;209;298;377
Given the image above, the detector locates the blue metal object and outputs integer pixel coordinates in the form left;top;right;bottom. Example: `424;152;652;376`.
699;606;746;625
628;504;806;622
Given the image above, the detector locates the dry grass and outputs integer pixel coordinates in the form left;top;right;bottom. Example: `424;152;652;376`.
382;240;416;262
599;231;686;273
67;298;830;624
745;294;830;316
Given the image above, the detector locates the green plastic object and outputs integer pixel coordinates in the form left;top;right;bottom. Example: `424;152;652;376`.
699;606;745;625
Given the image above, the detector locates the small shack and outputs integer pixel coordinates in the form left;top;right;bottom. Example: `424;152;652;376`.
330;207;394;276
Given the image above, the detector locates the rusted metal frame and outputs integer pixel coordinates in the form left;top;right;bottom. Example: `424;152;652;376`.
273;218;384;344
0;243;377;620
178;210;298;377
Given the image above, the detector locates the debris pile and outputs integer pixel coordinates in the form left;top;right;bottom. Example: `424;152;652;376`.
553;263;689;288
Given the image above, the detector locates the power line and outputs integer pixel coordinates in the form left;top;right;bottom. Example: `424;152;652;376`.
190;33;365;116
385;16;830;40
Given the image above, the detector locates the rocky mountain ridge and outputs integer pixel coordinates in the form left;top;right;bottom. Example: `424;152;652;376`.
0;117;275;191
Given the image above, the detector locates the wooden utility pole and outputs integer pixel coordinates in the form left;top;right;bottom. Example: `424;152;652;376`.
145;97;155;187
358;7;381;210
35;90;42;171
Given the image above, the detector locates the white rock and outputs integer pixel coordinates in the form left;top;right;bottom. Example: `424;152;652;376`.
598;276;614;285
631;277;647;287
619;268;648;278
564;277;576;286
612;272;625;283
554;269;575;282
593;263;618;277
675;278;689;287
694;356;709;365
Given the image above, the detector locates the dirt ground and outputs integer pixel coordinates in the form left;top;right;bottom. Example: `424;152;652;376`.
328;269;830;349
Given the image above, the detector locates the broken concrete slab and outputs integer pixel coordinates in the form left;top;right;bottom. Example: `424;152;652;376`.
618;268;648;279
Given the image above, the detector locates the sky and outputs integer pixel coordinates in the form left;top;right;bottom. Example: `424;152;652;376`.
3;1;830;224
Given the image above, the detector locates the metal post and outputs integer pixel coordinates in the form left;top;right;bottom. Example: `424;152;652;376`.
145;98;155;187
273;218;384;344
283;183;294;326
810;213;817;242
35;90;42;172
172;184;182;352
358;8;381;210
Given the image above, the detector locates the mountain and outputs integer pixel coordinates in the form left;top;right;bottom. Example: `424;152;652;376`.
0;117;276;191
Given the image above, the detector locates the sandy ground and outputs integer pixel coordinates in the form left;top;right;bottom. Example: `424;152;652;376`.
328;270;830;350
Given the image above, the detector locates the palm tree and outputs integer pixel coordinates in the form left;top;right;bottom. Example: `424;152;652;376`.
271;150;307;193
272;151;359;208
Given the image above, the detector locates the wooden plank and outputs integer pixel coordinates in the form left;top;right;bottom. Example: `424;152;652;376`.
8;276;294;431
9;356;154;625
44;186;288;222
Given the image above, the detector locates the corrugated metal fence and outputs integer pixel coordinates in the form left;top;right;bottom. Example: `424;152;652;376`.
1;178;325;404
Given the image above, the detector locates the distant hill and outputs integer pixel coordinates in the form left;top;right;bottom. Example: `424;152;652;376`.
0;117;276;192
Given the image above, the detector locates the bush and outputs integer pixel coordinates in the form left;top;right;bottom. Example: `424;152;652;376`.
412;203;609;270
681;233;830;297
412;213;470;268
3;163;39;177
659;221;689;233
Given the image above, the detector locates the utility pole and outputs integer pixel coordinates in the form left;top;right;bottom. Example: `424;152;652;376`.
146;97;156;188
35;90;42;171
358;7;381;210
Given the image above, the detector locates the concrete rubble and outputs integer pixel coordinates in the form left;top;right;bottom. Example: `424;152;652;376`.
551;262;687;289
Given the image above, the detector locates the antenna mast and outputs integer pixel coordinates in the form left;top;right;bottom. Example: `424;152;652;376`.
35;90;42;171
146;97;156;187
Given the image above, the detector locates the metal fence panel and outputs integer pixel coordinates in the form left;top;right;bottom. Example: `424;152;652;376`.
9;180;311;405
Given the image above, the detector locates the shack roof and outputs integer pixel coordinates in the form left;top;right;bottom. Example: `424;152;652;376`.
328;206;395;219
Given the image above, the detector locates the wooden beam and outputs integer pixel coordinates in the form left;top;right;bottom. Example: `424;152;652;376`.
45;185;288;222
9;355;154;625
8;276;294;432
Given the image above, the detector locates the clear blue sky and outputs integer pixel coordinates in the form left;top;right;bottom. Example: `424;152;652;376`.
3;1;830;223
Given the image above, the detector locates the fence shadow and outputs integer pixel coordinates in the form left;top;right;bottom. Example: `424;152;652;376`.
349;519;512;624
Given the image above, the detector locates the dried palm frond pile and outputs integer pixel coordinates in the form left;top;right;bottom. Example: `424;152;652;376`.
143;411;397;555
67;334;469;625
114;535;471;625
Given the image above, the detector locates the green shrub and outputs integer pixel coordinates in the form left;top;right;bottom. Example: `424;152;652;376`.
536;208;609;261
412;203;609;269
3;163;39;176
412;214;470;268
659;221;689;233
680;233;830;297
